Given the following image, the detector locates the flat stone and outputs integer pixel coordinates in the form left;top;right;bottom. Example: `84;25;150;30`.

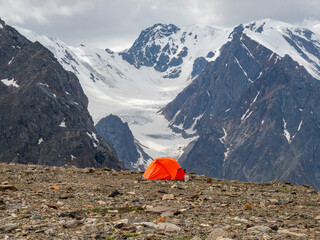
162;194;174;200
155;222;181;232
145;206;177;213
0;224;18;233
277;229;307;237
268;198;278;204
249;216;264;223
62;220;83;229
161;211;175;217
207;228;230;240
135;222;156;228
113;219;129;225
31;214;41;220
247;225;271;233
232;216;251;224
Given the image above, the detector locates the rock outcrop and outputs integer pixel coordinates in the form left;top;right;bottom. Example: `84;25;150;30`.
96;114;152;170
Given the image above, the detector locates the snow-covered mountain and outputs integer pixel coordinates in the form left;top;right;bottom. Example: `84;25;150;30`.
16;19;320;177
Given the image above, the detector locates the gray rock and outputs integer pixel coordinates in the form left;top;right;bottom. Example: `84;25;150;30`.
32;214;41;220
135;222;156;228
247;225;271;233
145;206;177;213
155;222;181;232
62;220;83;229
0;224;18;233
162;194;174;200
206;228;230;240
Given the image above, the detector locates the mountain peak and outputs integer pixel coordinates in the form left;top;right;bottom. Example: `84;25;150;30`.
145;23;180;37
132;23;180;46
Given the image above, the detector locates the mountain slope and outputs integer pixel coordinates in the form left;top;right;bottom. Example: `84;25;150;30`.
96;114;152;170
162;22;320;188
0;19;124;169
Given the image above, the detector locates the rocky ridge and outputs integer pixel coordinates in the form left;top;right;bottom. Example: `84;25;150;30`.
0;163;319;239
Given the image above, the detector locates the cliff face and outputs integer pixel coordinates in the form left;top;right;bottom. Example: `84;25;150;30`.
0;19;124;169
96;114;152;170
162;26;320;189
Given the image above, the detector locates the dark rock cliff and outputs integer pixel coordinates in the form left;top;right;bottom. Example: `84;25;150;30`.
0;19;124;169
96;115;152;170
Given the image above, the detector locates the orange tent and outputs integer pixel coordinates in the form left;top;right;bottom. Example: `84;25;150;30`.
142;157;186;180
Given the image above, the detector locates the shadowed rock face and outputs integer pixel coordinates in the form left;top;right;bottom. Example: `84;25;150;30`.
0;19;124;169
96;114;152;170
162;26;320;189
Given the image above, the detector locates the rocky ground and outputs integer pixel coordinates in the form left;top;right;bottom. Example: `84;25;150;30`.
0;163;319;240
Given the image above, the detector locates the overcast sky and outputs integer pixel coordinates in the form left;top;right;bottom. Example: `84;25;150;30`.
1;0;320;51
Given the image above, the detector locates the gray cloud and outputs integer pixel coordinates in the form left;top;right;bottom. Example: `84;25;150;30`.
1;0;319;51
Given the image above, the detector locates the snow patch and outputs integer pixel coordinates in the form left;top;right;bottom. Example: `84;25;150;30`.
39;83;49;88
292;120;303;140
8;57;14;65
87;132;99;147
131;148;152;171
219;127;227;144
224;148;230;159
234;56;253;83
0;22;4;29
1;78;19;88
38;138;44;145
241;91;260;122
71;155;76;160
283;119;291;143
297;120;303;132
185;113;204;135
59;119;66;128
225;108;230;112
